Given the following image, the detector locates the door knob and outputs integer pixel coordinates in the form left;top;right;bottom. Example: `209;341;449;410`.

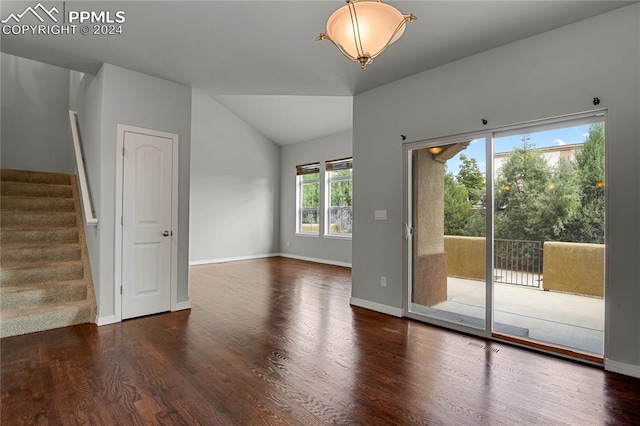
163;230;170;237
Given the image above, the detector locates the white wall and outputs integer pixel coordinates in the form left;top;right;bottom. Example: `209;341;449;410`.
352;5;640;370
1;53;73;173
280;131;353;266
189;89;280;263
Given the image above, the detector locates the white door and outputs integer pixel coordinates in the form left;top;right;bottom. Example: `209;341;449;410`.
121;131;174;319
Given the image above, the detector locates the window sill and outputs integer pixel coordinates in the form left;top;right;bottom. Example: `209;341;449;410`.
324;234;352;241
296;232;320;238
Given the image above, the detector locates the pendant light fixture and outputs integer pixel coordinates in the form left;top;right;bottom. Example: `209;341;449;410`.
317;0;416;69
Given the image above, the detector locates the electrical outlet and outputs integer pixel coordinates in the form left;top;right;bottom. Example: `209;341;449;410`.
286;241;290;247
381;276;387;287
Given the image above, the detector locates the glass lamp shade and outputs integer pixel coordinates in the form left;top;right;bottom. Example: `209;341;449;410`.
318;0;415;69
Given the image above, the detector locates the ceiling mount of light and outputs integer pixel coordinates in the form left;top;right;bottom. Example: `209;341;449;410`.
317;0;416;69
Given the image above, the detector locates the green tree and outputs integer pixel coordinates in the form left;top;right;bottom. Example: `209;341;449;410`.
444;171;473;235
302;174;319;207
544;158;581;238
329;170;352;207
562;123;605;243
456;154;485;206
494;140;554;241
443;125;605;244
463;209;486;237
301;173;319;224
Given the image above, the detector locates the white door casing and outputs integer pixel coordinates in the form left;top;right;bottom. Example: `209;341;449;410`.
115;125;179;321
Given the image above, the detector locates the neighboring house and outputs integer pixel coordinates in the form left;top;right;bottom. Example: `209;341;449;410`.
1;3;639;379
493;143;581;175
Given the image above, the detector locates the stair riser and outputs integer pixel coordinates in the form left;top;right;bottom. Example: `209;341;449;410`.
1;284;87;310
1;198;75;212
1;229;79;245
0;304;94;338
1;169;72;185
1;246;81;266
1;182;73;198
1;264;84;287
1;212;77;228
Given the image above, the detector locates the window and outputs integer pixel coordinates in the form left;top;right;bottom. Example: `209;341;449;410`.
296;162;320;235
326;158;353;236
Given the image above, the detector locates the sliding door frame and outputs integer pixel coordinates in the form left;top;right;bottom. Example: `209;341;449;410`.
402;130;493;340
402;109;608;360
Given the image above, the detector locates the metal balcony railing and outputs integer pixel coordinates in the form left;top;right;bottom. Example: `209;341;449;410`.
494;239;542;288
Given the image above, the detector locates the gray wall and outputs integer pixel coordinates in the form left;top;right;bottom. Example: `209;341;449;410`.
72;64;192;321
1;53;73;173
189;89;280;263
352;5;640;368
280;131;353;265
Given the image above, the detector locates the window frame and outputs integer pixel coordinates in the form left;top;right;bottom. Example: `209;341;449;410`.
295;162;321;236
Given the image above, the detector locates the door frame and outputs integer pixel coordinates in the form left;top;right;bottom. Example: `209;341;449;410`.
114;124;180;322
402;110;609;360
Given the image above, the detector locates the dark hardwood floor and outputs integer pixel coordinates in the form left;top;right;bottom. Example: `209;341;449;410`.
2;257;639;425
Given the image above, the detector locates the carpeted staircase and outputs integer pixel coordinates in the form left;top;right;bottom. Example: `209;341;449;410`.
1;169;96;338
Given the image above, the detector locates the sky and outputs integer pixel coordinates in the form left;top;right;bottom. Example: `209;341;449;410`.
446;123;594;175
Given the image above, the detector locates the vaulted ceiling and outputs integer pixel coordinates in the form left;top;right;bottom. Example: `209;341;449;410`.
1;1;635;144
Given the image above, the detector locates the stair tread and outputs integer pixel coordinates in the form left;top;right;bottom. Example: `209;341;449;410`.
1;181;72;187
1;212;76;219
1;280;86;295
0;197;76;213
0;298;94;319
1;224;77;230
2;242;80;250
0;228;80;244
0;260;83;271
1;182;73;197
1;169;73;185
1;211;76;215
1;220;77;229
1;279;87;293
0;226;79;232
0;195;74;202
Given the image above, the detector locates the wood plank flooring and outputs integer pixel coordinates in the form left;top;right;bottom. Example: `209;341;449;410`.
2;257;639;425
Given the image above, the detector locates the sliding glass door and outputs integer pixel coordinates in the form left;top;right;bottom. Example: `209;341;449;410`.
491;120;605;356
404;113;605;358
406;137;490;333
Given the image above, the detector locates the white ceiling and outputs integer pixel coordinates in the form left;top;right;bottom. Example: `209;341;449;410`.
1;1;635;145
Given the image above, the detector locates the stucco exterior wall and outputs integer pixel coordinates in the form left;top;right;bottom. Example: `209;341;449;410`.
543;242;604;297
443;236;485;281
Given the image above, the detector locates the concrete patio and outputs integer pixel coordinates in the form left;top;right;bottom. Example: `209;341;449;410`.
412;276;604;355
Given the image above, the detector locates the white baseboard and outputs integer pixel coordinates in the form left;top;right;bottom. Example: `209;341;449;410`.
350;297;403;317
605;359;640;378
96;315;118;326
97;302;190;326
189;253;279;265
173;301;192;311
279;253;352;268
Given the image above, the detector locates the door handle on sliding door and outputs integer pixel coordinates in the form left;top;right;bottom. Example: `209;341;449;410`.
405;223;414;240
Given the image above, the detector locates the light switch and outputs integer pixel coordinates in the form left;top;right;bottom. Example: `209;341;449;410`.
375;210;387;220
